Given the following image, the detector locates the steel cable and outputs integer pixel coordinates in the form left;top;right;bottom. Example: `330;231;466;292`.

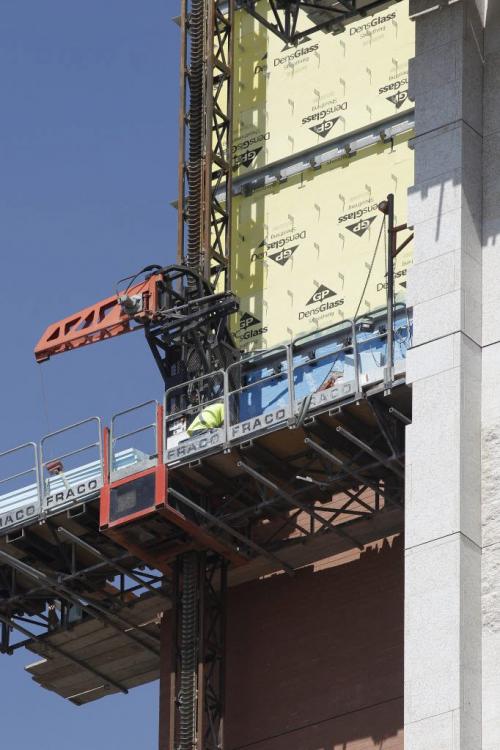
353;214;386;320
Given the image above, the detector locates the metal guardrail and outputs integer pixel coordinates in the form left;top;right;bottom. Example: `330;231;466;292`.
292;319;359;416
226;344;292;443
39;417;103;516
109;400;158;481
0;308;413;525
0;442;41;532
356;303;411;386
162;308;412;464
164;371;225;465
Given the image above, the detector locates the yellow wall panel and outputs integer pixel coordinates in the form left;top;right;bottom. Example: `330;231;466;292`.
230;134;413;350
233;0;414;174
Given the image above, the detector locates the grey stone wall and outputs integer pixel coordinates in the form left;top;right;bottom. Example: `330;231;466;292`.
482;2;500;748
406;0;484;747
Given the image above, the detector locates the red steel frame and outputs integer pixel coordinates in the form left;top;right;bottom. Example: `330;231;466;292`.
34;273;163;362
99;405;168;530
99;405;246;567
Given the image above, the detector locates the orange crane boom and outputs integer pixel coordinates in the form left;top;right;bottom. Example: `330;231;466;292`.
34;264;239;388
34;274;163;363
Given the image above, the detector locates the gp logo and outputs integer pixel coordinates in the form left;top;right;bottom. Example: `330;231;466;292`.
309;117;339;138
386;91;408;109
306;285;336;305
268;245;298;266
239;312;260;330
346;216;376;237
233;147;262;170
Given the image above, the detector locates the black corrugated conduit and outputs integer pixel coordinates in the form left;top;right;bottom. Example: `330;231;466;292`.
186;0;205;273
178;551;199;750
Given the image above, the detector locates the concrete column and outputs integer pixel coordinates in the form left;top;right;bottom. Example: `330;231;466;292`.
481;3;500;749
405;1;483;748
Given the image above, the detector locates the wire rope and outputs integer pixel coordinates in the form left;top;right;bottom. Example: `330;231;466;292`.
37;365;51;435
353;213;386;320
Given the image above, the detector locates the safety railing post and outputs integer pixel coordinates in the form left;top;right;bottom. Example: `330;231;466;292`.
286;340;295;426
351;318;361;397
223;367;230;449
102;425;110;485
385;192;395;391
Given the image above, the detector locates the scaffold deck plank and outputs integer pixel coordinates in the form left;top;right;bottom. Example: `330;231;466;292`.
25;593;163;703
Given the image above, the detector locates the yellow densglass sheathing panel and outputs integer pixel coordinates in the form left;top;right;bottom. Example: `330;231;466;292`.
230;133;413;350
233;0;414;175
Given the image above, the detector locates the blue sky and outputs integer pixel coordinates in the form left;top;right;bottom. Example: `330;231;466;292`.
0;1;179;745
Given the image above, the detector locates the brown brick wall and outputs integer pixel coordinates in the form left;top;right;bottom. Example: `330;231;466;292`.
225;537;403;750
159;536;403;750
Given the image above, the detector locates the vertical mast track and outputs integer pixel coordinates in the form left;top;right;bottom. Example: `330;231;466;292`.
178;0;233;289
172;1;233;748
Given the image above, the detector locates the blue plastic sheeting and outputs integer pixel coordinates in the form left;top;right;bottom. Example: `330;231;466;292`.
228;307;412;423
293;320;355;404
228;347;290;426
357;306;411;386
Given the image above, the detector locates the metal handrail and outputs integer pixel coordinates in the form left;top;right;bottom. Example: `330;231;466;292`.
110;400;158;477
0;442;41;507
355;304;411;386
226;344;292;438
45;441;101;465
292;317;354;348
0;467;37;487
164;371;225;425
354;303;409;341
164;371;226;463
111;399;158;437
292;319;358;410
113;424;157;444
40;417;103;494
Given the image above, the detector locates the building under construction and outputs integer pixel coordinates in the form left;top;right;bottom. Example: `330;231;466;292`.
1;0;499;748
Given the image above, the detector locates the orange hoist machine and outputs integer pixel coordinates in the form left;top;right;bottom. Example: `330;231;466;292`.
35;264;239;533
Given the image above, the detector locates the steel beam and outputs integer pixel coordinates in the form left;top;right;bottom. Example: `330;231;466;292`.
56;527;169;602
0;612;128;695
335;425;404;478
169;487;295;576
304;437;383;494
239;0;400;44
389;406;411;425
237;461;363;550
0;550;160;657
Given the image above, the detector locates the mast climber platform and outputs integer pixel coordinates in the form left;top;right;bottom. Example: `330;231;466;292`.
0;1;412;748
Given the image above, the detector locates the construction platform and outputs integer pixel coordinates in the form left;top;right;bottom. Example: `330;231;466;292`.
0;305;411;704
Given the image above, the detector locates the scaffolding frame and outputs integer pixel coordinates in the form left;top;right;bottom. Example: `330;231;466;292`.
169;553;227;750
0;1;413;744
0;371;409;718
178;0;234;290
239;0;403;44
